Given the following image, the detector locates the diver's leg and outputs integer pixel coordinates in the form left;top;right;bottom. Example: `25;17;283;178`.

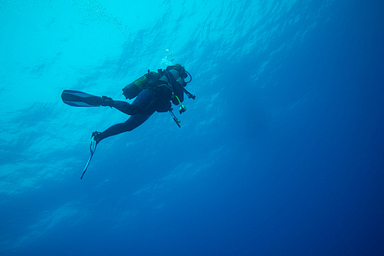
111;101;141;115
94;109;156;144
111;89;156;115
93;89;159;144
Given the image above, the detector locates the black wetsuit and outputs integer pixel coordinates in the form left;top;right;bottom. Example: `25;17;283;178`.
94;69;185;143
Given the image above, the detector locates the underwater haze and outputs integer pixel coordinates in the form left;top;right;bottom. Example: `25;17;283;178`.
1;0;384;255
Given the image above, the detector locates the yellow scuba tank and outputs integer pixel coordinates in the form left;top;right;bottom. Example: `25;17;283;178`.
122;71;157;100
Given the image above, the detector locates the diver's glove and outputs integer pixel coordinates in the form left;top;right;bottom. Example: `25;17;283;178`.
100;96;114;107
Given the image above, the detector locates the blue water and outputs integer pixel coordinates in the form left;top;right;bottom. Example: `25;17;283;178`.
1;0;384;255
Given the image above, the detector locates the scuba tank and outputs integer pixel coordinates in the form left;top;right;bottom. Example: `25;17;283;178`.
122;71;161;100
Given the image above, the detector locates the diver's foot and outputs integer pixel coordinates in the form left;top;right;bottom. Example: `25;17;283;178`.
90;131;101;153
101;96;114;107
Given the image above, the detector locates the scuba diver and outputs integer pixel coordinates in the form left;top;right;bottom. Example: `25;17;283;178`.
92;64;194;146
61;64;195;179
62;64;195;148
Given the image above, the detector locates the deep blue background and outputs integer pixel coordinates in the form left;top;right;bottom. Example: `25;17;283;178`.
1;1;383;255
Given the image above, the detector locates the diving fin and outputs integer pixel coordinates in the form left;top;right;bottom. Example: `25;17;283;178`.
81;151;95;179
80;133;99;179
61;90;103;107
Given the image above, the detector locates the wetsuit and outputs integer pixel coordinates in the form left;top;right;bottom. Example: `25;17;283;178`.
94;69;184;143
